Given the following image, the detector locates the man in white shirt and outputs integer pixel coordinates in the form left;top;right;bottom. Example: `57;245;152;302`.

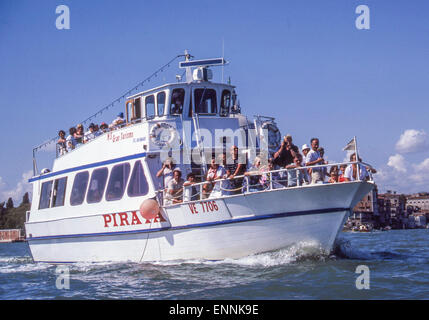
165;168;184;204
344;153;369;181
305;138;325;184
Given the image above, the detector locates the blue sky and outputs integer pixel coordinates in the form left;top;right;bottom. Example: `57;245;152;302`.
1;0;429;202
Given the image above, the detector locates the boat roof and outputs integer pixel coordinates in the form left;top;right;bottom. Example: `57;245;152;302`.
126;81;236;100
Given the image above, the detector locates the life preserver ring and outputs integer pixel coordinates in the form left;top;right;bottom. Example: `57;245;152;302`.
150;122;180;147
260;121;281;150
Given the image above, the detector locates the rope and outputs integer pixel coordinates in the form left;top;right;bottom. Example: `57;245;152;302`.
33;54;183;152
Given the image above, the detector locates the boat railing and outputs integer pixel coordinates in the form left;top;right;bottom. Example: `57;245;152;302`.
158;160;376;207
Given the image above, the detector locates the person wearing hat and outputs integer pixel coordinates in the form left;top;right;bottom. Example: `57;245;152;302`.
273;134;299;168
301;144;310;164
84;123;96;143
74;124;84;144
100;122;109;133
110;112;125;129
165;167;184;204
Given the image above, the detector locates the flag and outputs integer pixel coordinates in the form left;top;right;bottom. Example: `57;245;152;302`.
343;138;356;151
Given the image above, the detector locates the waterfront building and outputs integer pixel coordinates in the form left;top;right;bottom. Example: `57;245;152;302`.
406;195;429;213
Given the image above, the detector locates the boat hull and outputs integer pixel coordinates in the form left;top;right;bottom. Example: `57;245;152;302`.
26;181;373;263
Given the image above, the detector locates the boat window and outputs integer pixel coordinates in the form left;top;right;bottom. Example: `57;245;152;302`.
106;163;131;201
157;92;166;116
132;98;142;122
194;88;217;114
52;177;67;207
145;95;155;119
127;160;149;197
87;168;108;204
170;88;184;115
70;171;89;206
38;181;53;210
220;89;231;116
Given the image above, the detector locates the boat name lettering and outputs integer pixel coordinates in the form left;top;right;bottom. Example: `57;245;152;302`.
107;131;134;143
188;201;219;214
102;211;166;228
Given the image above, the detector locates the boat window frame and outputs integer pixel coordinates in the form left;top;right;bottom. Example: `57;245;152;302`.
194;87;218;115
220;89;231;117
127;160;149;197
145;95;156;120
170;88;185;116
51;177;68;208
156;91;166;117
70;171;90;206
38;180;53;210
105;162;131;202
86;167;109;204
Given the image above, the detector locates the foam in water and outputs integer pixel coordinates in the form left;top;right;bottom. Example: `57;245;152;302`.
150;241;328;267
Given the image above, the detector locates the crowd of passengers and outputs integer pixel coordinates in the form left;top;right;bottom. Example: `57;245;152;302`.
160;135;377;205
56;113;125;155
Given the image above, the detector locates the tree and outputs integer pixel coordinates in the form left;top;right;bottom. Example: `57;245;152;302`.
0;202;4;216
6;197;14;209
21;192;30;205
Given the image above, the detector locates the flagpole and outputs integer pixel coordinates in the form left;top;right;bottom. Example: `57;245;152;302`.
354;136;359;181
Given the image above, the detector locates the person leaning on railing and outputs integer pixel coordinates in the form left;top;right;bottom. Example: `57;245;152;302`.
57;130;67;156
285;154;307;187
203;158;227;199
225;146;246;195
164;168;184;204
244;156;265;191
344;153;376;182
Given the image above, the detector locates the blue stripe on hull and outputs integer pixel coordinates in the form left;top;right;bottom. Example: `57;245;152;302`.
27;207;349;242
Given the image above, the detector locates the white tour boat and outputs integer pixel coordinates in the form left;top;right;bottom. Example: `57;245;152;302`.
25;53;375;263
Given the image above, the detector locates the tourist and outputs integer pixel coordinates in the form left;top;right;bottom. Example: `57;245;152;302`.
93;124;102;137
100;122;109;133
317;147;329;180
84;123;96;143
338;164;348;182
183;173;199;202
328;166;339;183
156;157;176;189
344;153;374;181
165;168;184;204
110;112;125;129
74;124;84;144
66;127;77;149
244;156;266;191
305;138;325;184
203;158;227;198
273;134;299;168
57;130;67;155
301;144;310;162
264;158;284;189
285;154;307;187
225;145;246;195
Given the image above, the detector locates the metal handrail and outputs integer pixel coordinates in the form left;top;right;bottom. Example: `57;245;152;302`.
159;160;376;206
